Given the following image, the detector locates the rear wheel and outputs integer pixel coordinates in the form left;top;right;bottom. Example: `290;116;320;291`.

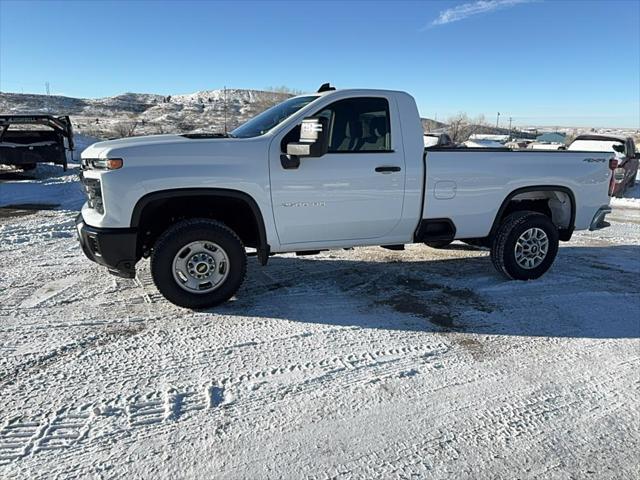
151;219;247;308
490;211;559;280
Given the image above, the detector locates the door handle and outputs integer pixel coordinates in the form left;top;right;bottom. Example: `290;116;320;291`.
375;166;401;173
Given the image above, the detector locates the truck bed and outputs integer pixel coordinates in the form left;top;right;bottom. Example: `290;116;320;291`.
422;148;613;238
0;115;74;170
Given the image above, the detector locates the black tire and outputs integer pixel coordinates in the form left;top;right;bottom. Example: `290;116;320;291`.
21;163;37;171
425;240;453;249
151;219;247;308
490;211;559;281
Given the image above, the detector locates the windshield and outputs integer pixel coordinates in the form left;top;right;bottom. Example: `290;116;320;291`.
231;95;318;138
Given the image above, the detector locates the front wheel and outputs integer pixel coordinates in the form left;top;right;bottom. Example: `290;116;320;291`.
490;211;559;280
151;219;247;308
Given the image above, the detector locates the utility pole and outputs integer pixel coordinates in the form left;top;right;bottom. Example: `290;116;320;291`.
509;117;513;137
45;82;51;113
223;86;228;134
496;112;500;129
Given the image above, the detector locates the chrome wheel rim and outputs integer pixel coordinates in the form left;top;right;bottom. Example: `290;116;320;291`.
514;227;549;270
172;241;230;294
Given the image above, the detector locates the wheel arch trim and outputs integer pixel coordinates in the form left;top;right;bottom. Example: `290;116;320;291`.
130;188;270;263
489;185;576;241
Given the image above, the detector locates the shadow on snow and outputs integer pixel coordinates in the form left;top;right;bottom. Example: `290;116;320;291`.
213;244;640;340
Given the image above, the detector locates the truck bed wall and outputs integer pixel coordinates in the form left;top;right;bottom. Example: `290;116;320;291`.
0;130;66;166
422;149;612;238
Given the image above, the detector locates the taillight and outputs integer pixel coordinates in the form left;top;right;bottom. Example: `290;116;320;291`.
608;157;618;196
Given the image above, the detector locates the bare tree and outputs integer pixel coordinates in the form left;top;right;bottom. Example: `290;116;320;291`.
113;121;138;138
564;129;579;145
445;113;493;142
446;113;472;143
176;120;196;133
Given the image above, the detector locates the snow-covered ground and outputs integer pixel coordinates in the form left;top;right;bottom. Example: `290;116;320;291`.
0;166;638;479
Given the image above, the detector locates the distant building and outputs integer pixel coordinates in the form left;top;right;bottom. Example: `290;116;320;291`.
469;134;510;143
463;139;506;148
536;132;566;144
529;142;565;150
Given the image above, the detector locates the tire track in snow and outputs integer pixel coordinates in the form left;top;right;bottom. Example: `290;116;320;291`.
0;417;47;466
0;323;145;389
19;275;82;309
0;218;75;245
0;342;449;465
302;371;635;480
33;409;93;453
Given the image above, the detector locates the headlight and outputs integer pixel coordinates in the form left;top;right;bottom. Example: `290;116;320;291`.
88;158;123;170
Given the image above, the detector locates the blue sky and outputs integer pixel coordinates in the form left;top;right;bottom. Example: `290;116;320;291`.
0;0;638;127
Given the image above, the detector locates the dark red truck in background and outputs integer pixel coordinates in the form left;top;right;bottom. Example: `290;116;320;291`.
568;134;639;197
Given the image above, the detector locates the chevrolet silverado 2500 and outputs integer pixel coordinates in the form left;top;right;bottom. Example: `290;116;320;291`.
76;86;615;308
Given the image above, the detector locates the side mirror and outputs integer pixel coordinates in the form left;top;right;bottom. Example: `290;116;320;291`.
286;117;329;158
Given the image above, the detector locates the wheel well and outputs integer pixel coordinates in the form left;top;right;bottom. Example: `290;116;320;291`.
135;192;264;255
491;188;575;241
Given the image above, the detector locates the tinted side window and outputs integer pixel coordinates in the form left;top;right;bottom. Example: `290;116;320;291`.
316;97;392;153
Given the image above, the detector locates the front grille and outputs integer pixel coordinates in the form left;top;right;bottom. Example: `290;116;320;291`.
81;176;104;214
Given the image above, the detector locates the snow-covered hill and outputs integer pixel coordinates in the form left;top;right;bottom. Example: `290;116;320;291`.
0;89;293;138
1;89;455;141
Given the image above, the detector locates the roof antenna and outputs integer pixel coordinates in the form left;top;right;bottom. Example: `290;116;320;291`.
317;83;336;93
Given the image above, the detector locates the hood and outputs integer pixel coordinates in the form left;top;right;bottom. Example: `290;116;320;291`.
82;134;193;158
81;134;246;158
80;133;265;168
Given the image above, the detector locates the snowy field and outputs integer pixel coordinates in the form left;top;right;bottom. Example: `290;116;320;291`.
0;164;638;479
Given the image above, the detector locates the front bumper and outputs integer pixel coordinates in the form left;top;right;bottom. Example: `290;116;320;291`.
75;213;139;278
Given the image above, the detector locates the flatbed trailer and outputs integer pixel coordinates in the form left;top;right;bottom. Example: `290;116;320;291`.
0;115;74;171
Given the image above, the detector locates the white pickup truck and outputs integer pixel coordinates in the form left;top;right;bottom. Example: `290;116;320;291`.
76;85;615;308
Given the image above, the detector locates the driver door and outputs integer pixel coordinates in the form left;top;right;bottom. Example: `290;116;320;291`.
269;96;406;246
